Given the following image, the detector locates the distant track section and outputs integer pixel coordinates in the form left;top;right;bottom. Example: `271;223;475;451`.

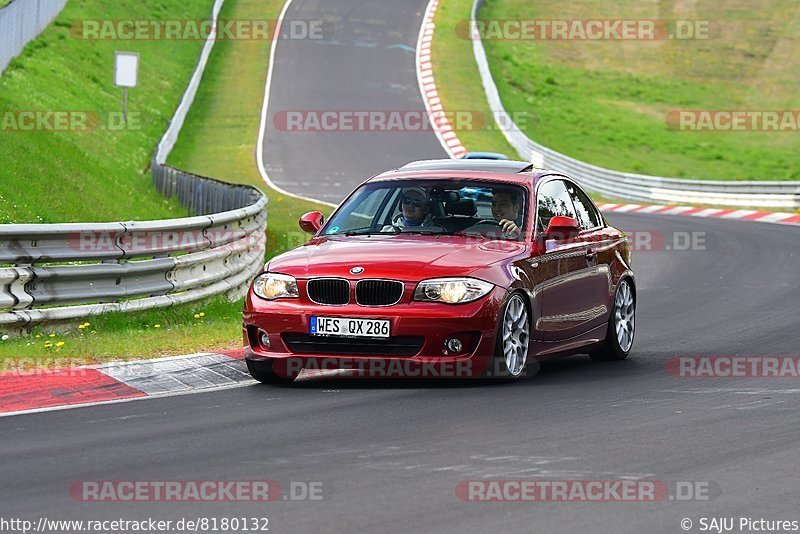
259;0;446;204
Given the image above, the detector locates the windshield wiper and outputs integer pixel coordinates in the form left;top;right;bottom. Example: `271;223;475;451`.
398;230;446;235
342;229;386;236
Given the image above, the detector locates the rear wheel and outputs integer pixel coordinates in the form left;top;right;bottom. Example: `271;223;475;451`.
488;292;537;380
246;359;297;385
590;279;635;361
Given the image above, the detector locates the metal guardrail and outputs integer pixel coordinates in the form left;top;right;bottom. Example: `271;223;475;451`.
0;173;267;326
0;0;69;76
470;0;800;209
0;0;269;327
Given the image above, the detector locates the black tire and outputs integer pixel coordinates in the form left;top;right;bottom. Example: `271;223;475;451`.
590;279;635;362
246;359;297;385
486;292;539;380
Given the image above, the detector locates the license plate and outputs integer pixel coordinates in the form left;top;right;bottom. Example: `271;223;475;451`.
310;316;391;338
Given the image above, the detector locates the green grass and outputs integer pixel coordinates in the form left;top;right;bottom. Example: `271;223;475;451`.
0;296;244;364
0;0;330;364
432;0;800;212
0;0;217;223
431;0;516;156
471;0;800;181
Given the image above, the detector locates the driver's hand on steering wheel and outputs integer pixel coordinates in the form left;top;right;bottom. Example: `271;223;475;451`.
499;219;520;238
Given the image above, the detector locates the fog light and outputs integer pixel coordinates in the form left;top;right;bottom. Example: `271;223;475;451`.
258;330;270;349
445;338;463;353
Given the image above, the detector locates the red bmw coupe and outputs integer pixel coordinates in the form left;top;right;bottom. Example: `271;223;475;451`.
243;159;635;383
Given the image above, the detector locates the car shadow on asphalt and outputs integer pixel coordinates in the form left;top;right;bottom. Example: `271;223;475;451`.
255;354;642;390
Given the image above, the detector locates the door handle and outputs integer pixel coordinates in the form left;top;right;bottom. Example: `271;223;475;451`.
585;248;597;258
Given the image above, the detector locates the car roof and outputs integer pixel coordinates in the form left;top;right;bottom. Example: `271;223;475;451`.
461;151;509;160
369;159;559;186
398;158;534;174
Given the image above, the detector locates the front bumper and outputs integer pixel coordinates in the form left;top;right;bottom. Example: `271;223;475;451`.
242;285;507;378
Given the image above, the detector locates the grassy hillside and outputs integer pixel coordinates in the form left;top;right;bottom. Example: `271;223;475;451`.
1;0;329;362
435;0;800;181
0;0;214;223
482;0;800;180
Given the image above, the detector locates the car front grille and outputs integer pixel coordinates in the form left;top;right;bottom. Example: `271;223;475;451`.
283;333;423;357
356;279;404;306
307;278;350;305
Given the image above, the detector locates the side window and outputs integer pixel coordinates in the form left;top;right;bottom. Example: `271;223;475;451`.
536;180;576;232
565;181;601;230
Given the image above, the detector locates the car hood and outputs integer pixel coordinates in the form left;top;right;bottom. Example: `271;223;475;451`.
266;234;528;283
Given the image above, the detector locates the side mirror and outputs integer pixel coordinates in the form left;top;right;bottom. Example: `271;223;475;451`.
299;211;324;235
543;216;581;241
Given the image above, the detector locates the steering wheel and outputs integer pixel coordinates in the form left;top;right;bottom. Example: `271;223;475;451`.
389;213;447;232
472;219;503;227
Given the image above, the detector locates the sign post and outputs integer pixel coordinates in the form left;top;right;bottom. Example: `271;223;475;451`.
114;52;139;125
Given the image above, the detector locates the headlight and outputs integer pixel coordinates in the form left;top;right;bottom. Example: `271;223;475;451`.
252;273;299;300
413;277;493;304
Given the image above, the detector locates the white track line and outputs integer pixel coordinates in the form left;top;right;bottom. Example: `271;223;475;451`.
0;381;255;419
255;0;337;208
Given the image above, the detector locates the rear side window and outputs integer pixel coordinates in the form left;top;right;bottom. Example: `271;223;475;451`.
536;179;576;231
565;181;601;230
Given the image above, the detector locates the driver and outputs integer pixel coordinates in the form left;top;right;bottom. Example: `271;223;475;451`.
490;188;522;238
382;187;433;231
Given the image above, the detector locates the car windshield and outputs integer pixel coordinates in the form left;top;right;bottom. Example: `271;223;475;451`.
321;180;528;241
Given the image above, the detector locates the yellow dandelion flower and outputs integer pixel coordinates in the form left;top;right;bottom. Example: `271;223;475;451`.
154;324;162;328
193;314;200;319
56;341;65;347
49;333;56;338
199;312;205;317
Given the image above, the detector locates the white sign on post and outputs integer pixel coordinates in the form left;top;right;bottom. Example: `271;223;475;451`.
114;52;139;125
114;52;139;87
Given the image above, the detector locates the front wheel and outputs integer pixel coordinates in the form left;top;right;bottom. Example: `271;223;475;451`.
246;359;297;385
590;279;635;361
487;292;537;380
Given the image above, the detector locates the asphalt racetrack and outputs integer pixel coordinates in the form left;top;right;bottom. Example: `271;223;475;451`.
2;0;799;532
261;0;444;203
